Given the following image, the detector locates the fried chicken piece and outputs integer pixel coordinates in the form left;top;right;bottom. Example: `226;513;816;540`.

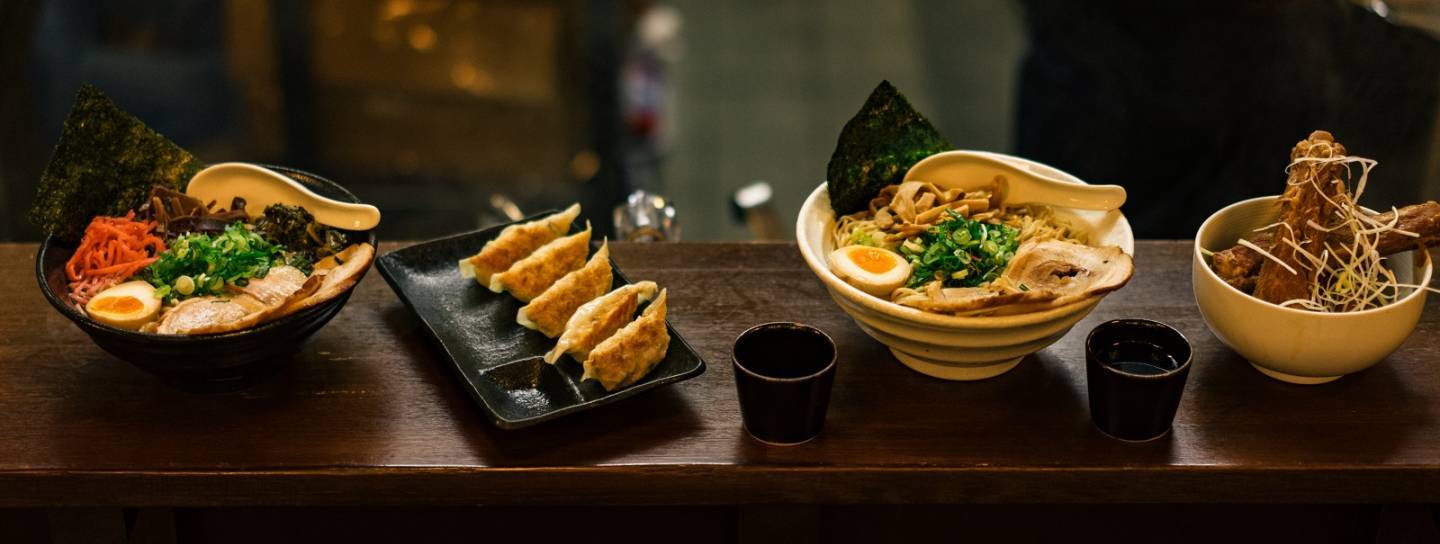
1253;131;1348;304
1212;201;1440;290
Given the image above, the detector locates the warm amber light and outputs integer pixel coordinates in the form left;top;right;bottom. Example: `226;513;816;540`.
407;23;438;51
570;150;600;182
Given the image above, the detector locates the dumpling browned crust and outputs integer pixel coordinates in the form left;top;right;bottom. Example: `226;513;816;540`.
489;225;591;302
545;281;657;364
458;204;579;284
518;241;613;338
582;289;670;391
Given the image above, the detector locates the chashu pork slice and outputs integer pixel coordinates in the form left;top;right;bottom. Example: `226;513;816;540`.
897;240;1132;314
154;297;252;335
283;243;375;315
155;265;319;335
237;265;312;307
1001;240;1133;303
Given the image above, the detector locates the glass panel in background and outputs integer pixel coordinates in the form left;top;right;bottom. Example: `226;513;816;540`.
660;0;1440;240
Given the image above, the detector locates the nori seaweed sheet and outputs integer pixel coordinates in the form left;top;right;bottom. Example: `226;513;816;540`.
29;84;205;243
825;80;952;215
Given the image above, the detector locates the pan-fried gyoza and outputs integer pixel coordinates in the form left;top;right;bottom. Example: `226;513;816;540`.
489;225;592;302
546;281;658;365
518;241;613;338
583;289;670;391
460;205;672;392
458;203;579;284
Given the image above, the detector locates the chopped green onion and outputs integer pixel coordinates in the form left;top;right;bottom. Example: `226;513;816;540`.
897;210;1020;289
144;222;294;302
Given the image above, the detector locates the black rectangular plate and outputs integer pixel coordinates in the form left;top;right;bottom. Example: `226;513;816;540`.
376;212;706;429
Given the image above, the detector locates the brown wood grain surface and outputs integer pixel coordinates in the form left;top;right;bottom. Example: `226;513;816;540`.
0;241;1437;506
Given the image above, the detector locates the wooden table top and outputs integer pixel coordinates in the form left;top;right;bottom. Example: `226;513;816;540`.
1;241;1437;507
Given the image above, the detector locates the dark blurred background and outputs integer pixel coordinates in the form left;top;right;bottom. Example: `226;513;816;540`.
1;0;1439;242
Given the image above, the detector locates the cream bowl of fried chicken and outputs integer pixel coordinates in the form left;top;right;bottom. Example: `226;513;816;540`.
797;151;1135;381
1193;196;1432;384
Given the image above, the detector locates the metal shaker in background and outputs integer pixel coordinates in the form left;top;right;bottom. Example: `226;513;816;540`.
732;181;784;241
613;190;679;242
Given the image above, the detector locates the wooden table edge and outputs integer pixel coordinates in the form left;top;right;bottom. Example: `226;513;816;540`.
1;465;1435;506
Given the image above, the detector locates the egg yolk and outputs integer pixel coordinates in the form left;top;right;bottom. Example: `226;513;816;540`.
849;247;896;274
92;296;144;314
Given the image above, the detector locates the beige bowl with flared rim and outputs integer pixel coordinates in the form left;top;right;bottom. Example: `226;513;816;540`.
1192;196;1432;384
796;151;1135;381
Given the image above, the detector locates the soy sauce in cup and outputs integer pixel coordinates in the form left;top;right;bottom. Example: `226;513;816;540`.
732;323;837;446
1101;340;1182;376
735;326;833;377
1085;319;1192;442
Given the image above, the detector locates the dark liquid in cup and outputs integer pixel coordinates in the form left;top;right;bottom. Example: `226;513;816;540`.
733;322;838;446
1102;340;1179;376
734;326;834;379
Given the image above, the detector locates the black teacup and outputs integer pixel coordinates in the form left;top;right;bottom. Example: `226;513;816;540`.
732;322;837;446
1085;319;1193;442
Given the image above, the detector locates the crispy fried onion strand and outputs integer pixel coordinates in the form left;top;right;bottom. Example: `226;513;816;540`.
1248;148;1438;312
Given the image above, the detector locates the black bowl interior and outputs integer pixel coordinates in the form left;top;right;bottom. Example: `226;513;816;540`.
34;165;379;391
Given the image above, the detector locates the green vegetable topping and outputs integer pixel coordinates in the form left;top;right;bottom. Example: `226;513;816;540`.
145;222;303;301
847;230;879;247
899;211;1020;288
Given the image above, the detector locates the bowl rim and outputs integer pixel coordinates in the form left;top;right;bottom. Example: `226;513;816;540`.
35;164;379;342
731;321;837;383
1192;194;1434;317
1085;318;1193;379
795;150;1135;329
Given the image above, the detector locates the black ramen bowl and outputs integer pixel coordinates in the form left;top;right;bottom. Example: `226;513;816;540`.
35;165;378;393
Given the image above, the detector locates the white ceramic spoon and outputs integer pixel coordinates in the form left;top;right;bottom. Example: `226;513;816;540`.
186;163;381;230
903;151;1126;211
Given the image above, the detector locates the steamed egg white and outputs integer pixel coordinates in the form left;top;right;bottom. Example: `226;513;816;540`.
829;245;911;297
85;280;162;331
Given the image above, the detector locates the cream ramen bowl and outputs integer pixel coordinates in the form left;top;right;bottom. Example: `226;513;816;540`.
796;151;1135;381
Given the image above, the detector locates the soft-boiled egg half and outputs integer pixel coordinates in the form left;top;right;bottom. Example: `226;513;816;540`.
828;245;911;297
85;280;162;331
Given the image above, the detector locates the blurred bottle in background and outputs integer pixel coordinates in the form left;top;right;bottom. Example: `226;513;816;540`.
614;3;682;242
621;3;681;194
614;189;679;242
